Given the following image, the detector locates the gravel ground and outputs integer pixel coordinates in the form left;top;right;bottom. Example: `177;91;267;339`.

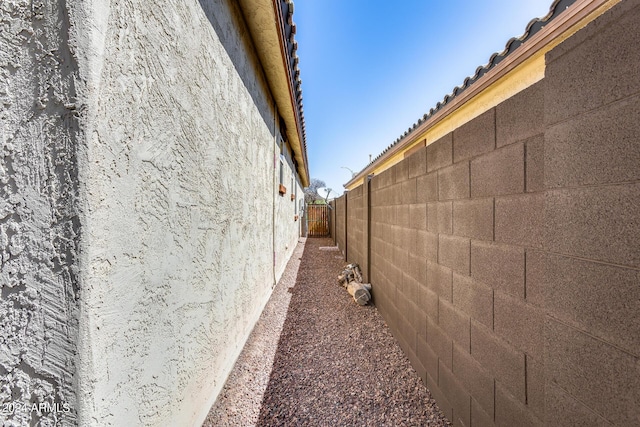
205;237;451;427
202;239;306;427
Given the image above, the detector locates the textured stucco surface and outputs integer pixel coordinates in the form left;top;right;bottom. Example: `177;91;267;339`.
3;0;304;425
76;0;302;425
1;0;80;425
274;143;303;280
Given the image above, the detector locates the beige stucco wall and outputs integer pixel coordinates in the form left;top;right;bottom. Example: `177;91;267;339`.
274;141;304;279
76;0;303;425
2;0;305;425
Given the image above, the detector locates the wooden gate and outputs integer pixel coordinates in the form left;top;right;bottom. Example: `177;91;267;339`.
306;204;330;237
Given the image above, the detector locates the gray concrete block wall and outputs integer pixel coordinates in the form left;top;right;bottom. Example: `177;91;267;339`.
333;3;640;425
335;196;346;258
346;185;364;267
453;109;496;163
541;2;640;425
362;82;546;424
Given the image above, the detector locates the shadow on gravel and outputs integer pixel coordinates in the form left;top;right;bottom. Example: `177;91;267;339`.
256;238;450;427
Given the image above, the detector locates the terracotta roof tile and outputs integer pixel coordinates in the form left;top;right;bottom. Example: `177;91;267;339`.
280;0;308;171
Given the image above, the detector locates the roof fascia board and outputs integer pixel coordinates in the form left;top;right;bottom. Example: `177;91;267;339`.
271;0;308;180
236;0;309;187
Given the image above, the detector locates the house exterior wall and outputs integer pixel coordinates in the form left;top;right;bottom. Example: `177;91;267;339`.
274;140;304;279
0;1;81;425
77;1;305;425
334;2;640;425
2;0;306;426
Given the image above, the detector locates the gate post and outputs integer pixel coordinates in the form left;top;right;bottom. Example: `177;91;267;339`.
330;200;336;243
344;194;348;261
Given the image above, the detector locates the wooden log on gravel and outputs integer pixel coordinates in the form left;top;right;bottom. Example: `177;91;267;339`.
338;263;372;305
337;264;361;287
346;281;371;305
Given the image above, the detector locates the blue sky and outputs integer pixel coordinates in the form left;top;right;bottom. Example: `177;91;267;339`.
295;0;553;197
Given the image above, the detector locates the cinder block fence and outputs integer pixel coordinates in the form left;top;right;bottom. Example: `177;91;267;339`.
331;3;640;426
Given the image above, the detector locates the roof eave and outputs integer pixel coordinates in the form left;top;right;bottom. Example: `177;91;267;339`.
236;0;310;187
